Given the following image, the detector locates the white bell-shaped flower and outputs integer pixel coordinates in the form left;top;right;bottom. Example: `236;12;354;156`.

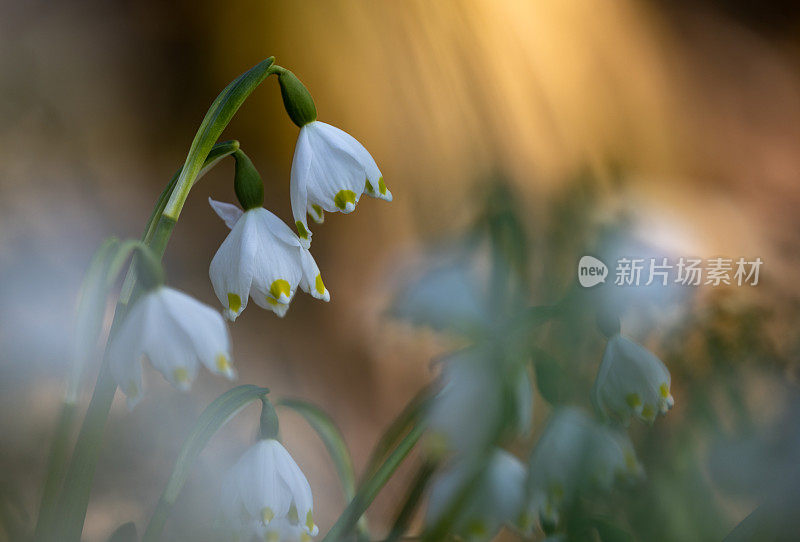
108;286;234;409
426;348;503;456
427;449;526;541
527;408;642;527
592;334;675;424
221;439;319;540
290;121;391;247
209;198;329;320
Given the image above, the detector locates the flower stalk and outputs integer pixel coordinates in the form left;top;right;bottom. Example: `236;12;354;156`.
47;56;282;540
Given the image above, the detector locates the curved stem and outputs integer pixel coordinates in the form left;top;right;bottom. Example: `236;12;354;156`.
45;139;240;542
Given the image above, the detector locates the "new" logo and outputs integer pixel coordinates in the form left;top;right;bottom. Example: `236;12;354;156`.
578;256;608;288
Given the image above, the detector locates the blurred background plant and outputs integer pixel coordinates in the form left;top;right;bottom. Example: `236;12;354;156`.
2;0;800;540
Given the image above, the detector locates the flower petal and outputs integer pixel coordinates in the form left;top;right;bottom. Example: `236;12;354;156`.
108;292;152;409
291;128;314;248
209;212;258;321
159;287;235;380
298;248;329;302
209;197;244;229
315;121;391;201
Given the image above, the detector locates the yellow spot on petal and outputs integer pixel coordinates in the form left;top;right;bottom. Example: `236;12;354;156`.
266;532;279;542
288;504;299;523
312;204;323;217
215;353;230;373
641;404;656;421
315;274;325;295
262;507;274;523
270;279;291;301
173;367;189;384
626;393;641;408
334;189;357;210
301;534;311;542
296;221;309;239
378;176;387;195
365;178;374;193
659;382;670;398
265;296;279;306
227;293;241;314
305;511;315;532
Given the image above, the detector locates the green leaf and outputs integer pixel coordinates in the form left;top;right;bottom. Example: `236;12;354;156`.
361;385;433;482
277;399;357;500
322;423;426;542
142;385;269;542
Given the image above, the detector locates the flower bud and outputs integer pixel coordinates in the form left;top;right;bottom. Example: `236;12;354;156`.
278;69;317;127
259;397;280;440
233;150;264;210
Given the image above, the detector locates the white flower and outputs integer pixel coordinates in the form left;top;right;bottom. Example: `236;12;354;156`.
221;439;319;540
427;347;532;456
390;252;490;334
592;334;674;424
426;348;503;456
527;408;642;526
290;121;391;247
108;286;234;409
208;198;329;320
427;449;526;541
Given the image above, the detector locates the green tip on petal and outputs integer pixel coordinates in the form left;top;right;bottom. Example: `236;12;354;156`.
296;221;309;240
334;189;357;211
227;293;242;314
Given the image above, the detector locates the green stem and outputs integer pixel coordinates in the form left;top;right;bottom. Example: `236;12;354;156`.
385;461;437;542
163;57;278;221
46;140;238;542
322;423;426;542
33;402;77;542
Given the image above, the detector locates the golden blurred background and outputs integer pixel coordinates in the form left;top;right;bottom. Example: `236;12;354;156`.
2;0;800;540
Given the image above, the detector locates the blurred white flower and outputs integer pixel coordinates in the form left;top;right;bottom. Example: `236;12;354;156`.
527;408;642;526
391;254;490;334
221;439;319;540
426;348;503;456
108;286;234;409
209;198;329;320
290;121;391;248
592;334;674;424
427;449;527;541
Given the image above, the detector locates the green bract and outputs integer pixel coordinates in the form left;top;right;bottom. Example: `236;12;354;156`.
277;68;318;127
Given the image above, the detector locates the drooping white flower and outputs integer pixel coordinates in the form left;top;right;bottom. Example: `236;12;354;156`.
221;439;319;540
209;198;329;320
426;449;527;541
592;334;674;424
108;286;234;409
290;121;391;247
527;408;642;527
390;252;490;334
427;347;533;456
426;348;504;456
